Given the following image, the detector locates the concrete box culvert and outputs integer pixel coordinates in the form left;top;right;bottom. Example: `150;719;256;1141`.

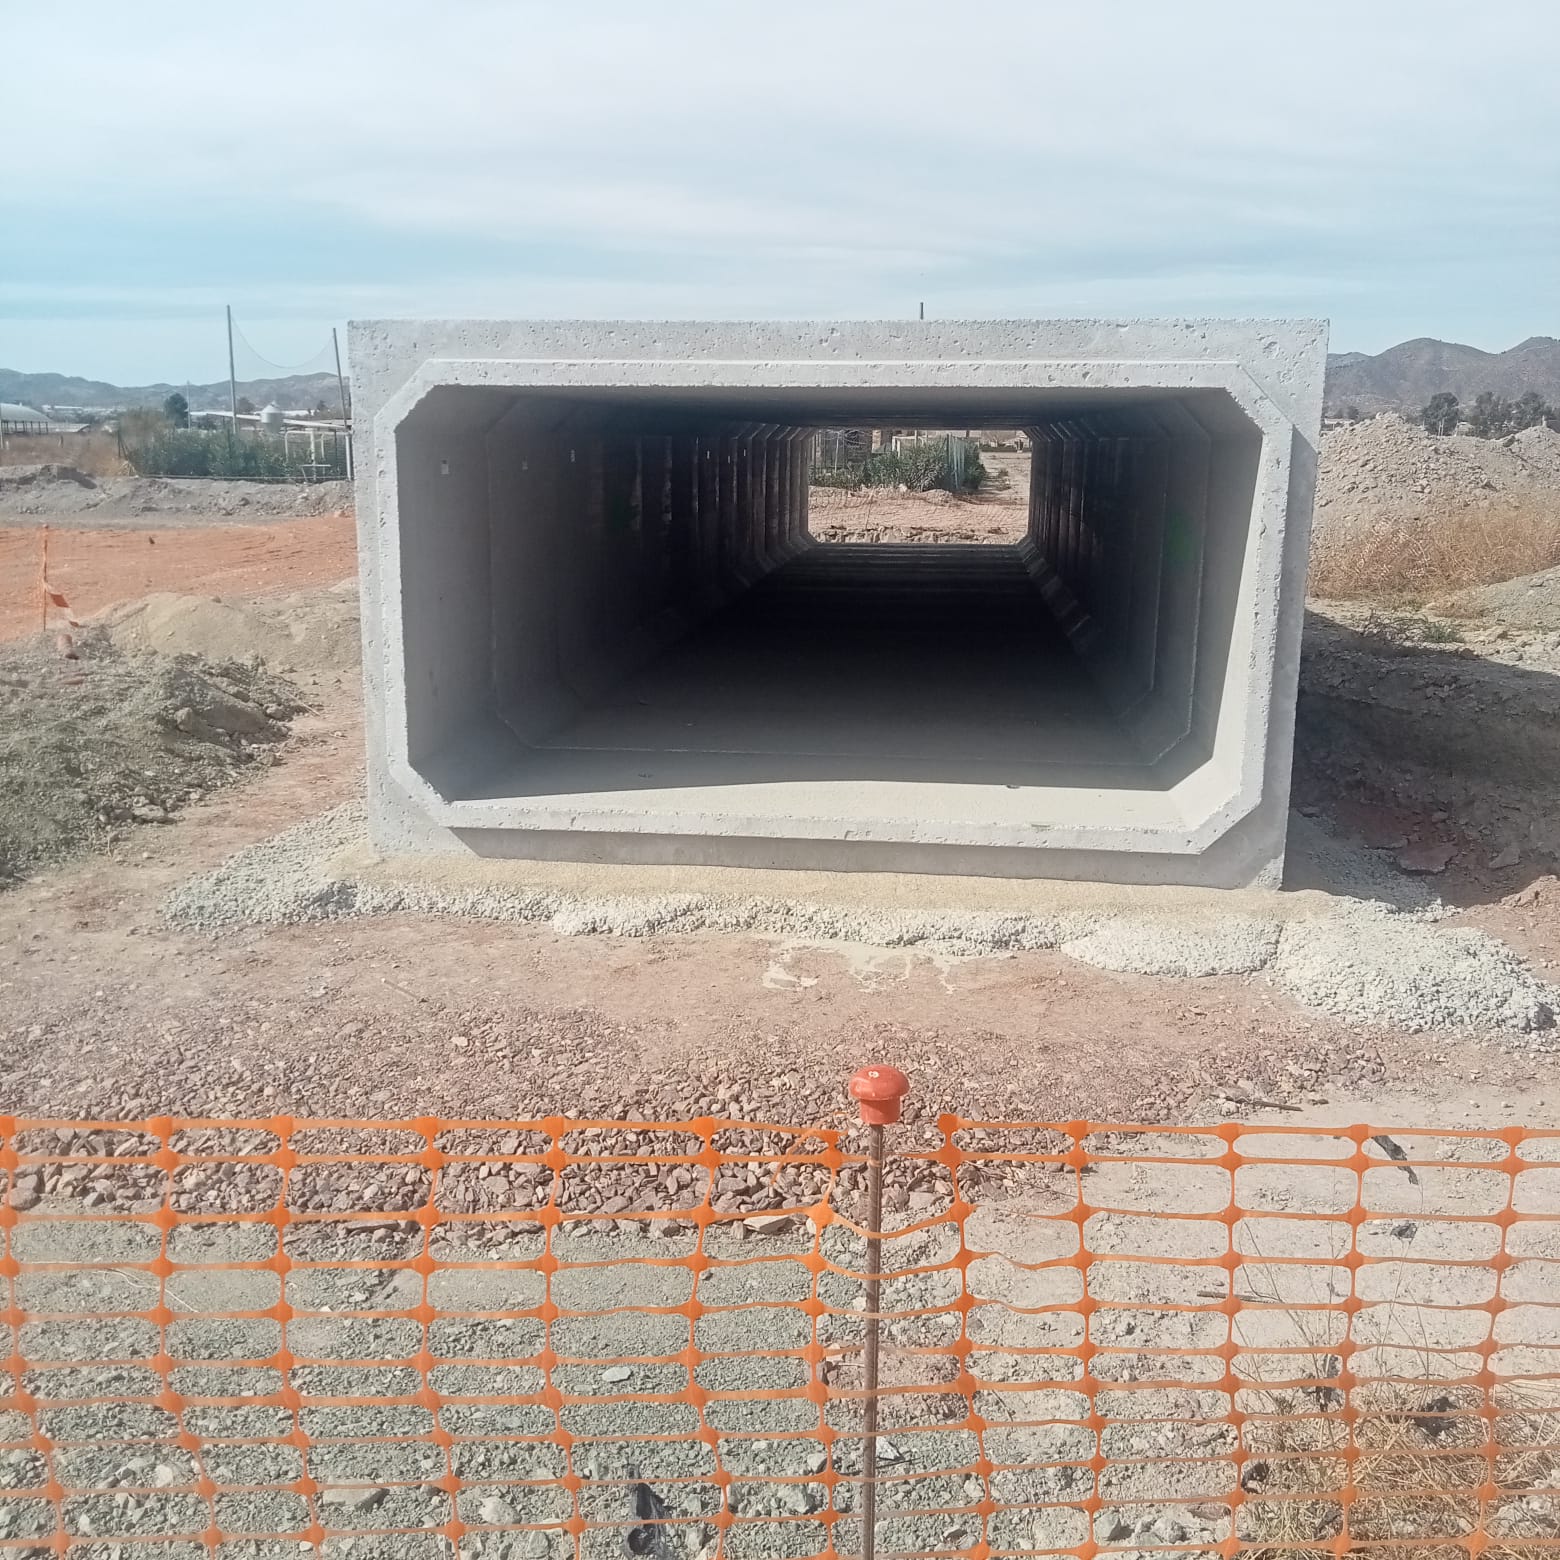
350;320;1326;886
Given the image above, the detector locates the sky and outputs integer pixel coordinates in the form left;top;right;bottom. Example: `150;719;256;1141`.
3;0;1558;386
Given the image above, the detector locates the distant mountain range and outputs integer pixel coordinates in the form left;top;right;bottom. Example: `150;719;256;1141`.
0;367;345;414
1323;336;1560;415
6;334;1559;419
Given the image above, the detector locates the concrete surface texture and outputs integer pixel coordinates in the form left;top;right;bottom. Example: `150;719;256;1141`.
349;321;1328;887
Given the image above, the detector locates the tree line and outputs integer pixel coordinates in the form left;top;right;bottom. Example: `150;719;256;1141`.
1419;389;1554;437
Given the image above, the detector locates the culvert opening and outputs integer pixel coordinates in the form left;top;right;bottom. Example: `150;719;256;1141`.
390;382;1267;869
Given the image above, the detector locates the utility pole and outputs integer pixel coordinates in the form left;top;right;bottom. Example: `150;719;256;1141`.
226;305;239;445
332;326;353;478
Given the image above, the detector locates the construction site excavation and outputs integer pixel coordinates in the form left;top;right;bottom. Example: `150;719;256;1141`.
355;321;1326;887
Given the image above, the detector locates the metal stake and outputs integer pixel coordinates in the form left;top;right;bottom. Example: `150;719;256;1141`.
861;1118;885;1560
847;1064;910;1560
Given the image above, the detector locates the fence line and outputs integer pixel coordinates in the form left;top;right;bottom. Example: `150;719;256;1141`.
2;1104;1557;1558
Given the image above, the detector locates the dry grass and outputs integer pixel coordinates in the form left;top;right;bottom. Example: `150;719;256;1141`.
0;430;128;478
1310;501;1560;603
1243;1385;1560;1560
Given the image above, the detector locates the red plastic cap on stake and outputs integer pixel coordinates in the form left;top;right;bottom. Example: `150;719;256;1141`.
849;1065;911;1125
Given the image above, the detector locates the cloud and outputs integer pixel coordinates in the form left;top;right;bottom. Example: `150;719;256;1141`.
5;0;1558;378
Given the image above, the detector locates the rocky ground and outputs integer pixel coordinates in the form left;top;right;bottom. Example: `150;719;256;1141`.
0;463;351;525
1439;563;1560;631
3;1114;1552;1560
1296;602;1560;878
0;628;303;884
1315;416;1560;535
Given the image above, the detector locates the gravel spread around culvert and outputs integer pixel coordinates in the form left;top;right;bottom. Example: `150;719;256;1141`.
1271;901;1559;1038
159;805;1560;1042
1060;916;1281;977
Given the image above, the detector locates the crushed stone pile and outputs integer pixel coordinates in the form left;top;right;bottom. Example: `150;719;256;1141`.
99;581;361;676
0;630;304;884
0;465;351;525
163;802;1560;1042
1316;414;1560;533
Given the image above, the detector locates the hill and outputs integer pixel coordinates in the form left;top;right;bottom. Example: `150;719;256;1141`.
0;367;345;414
9;332;1560;420
1325;336;1560;415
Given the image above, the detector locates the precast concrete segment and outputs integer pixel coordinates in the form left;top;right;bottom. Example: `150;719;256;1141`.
350;320;1326;886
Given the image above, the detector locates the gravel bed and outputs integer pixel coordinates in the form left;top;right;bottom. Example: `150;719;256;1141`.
160;805;1560;1041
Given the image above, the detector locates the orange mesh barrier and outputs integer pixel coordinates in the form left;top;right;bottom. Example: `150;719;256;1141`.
2;1113;1558;1560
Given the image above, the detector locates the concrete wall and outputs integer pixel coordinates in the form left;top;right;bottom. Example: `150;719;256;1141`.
350;320;1326;886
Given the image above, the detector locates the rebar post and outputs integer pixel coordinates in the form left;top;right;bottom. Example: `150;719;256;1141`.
848;1065;911;1560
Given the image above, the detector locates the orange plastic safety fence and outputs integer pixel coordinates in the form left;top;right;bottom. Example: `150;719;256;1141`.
2;1115;1558;1560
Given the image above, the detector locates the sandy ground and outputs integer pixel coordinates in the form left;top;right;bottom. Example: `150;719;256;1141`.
0;510;357;640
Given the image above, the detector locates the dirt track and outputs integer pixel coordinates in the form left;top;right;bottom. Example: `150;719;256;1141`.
0;511;357;640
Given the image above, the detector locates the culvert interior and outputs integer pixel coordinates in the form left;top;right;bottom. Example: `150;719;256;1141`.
393;384;1264;866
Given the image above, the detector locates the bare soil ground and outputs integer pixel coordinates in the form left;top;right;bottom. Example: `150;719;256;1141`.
808;450;1030;545
0;510;356;640
0;467;1557;1136
2;655;1558;1137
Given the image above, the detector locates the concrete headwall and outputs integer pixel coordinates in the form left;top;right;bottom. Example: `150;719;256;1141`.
350;320;1326;886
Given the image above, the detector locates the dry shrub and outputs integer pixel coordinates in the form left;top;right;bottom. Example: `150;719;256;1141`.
0;430;129;478
1310;501;1560;602
1245;1385;1560;1560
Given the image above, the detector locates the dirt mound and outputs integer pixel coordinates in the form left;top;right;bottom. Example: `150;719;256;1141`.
1438;565;1560;631
0;471;352;527
1510;422;1560;482
100;581;361;675
0;630;305;885
1315;414;1560;534
1295;606;1560;872
0;463;96;492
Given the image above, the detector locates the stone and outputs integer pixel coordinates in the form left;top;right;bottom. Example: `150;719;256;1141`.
601;1366;634;1384
479;1496;517;1525
1397;842;1457;874
742;1213;795;1236
322;1487;387;1511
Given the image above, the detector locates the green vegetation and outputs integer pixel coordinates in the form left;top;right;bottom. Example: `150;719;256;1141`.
809;464;860;489
1419;392;1459;434
814;436;986;494
124;428;346;481
1420;388;1553;437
